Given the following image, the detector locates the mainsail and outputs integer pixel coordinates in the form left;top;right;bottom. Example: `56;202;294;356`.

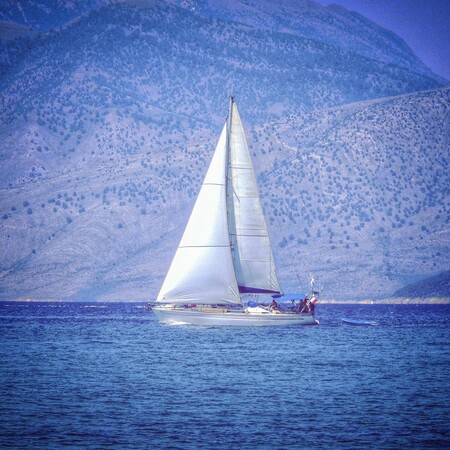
157;97;280;305
227;102;280;294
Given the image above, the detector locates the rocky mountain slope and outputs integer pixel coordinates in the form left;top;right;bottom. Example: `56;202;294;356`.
253;87;449;298
392;270;450;300
0;0;448;301
170;0;435;78
0;0;103;31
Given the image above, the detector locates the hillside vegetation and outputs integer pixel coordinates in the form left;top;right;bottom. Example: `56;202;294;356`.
0;0;448;300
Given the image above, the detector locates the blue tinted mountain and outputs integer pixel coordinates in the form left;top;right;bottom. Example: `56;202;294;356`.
253;87;449;299
170;0;436;79
392;270;450;300
0;0;448;301
0;0;103;31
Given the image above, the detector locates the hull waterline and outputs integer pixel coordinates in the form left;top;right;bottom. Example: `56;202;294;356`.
152;307;319;326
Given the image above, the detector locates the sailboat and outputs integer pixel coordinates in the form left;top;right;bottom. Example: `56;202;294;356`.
152;97;319;326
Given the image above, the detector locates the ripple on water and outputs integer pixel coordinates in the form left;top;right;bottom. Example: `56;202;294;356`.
0;303;449;449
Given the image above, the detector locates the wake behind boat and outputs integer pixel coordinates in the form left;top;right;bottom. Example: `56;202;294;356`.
152;97;319;326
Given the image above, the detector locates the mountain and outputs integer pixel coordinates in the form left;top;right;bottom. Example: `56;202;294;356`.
0;1;445;185
0;0;103;31
0;0;448;301
252;87;449;299
392;270;450;300
170;0;434;78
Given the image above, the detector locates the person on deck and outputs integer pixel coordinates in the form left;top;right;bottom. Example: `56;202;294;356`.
270;299;280;311
298;298;309;314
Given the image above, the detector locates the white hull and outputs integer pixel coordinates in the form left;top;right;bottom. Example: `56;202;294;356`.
152;306;319;327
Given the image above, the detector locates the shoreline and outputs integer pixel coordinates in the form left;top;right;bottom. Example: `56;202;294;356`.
320;298;450;305
1;298;449;305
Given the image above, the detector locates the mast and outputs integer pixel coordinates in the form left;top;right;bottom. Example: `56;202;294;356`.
225;96;234;183
225;96;235;259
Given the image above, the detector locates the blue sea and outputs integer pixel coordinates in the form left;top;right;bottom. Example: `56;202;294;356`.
0;302;449;449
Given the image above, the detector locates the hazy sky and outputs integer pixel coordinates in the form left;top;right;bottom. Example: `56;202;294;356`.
318;0;450;80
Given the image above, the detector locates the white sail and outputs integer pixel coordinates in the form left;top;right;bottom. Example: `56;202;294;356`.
157;125;240;305
228;103;281;294
153;98;320;327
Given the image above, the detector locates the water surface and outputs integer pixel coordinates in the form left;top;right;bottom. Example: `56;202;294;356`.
1;303;449;449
